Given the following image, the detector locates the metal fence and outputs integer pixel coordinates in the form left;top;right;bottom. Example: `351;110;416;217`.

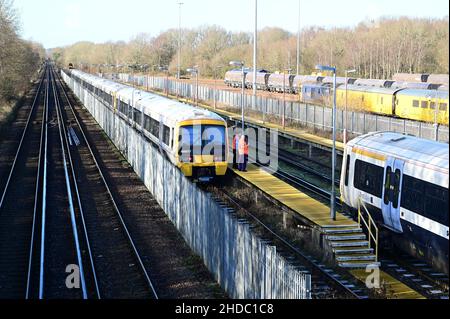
64;71;311;299
112;73;449;143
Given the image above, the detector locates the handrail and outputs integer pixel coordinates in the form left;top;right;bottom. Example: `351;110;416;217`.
357;197;379;261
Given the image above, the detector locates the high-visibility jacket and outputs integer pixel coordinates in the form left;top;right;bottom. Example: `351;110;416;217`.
239;136;249;156
232;135;239;150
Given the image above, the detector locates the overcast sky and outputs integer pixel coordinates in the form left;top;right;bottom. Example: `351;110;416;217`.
13;0;450;48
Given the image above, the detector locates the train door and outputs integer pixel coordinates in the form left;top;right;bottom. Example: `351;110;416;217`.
381;157;404;233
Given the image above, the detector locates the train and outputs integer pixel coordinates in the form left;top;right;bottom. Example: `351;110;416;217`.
224;70;449;125
70;70;229;181
340;131;449;274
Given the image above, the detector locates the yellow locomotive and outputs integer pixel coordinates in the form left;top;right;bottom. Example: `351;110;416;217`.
301;82;449;125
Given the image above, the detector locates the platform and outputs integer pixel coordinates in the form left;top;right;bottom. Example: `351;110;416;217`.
233;164;424;299
233;164;352;227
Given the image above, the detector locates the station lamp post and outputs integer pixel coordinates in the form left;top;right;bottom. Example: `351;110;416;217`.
344;69;356;144
186;67;199;107
316;64;337;221
229;61;246;132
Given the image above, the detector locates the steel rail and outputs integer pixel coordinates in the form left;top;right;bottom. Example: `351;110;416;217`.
38;67;50;299
55;68;159;299
50;67;101;298
39;69;88;299
25;66;48;298
0;71;46;210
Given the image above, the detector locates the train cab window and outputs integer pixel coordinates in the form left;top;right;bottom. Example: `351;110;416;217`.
430;102;436;109
421;101;428;109
412;100;419;108
344;155;350;186
439;103;447;111
354;160;384;198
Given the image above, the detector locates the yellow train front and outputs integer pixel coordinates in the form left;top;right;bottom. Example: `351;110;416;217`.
175;118;229;182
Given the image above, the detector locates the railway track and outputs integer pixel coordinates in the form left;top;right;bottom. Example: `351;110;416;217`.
204;183;369;299
0;70;46;298
26;67;87;299
0;65;160;299
50;67;158;299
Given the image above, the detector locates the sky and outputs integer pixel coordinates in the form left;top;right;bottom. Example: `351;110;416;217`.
13;0;450;48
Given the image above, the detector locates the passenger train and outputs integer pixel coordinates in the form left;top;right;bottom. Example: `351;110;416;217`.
340;132;449;274
70;70;229;181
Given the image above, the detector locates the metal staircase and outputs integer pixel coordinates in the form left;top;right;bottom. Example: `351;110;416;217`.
324;199;380;269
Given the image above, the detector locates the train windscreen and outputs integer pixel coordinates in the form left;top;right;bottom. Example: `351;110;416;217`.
179;125;227;161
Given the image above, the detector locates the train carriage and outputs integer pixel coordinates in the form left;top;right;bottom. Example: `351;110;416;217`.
394;89;449;125
300;82;333;105
267;73;295;93
71;70;229;181
245;71;271;90
224;70;247;88
340;132;449;274
335;85;400;115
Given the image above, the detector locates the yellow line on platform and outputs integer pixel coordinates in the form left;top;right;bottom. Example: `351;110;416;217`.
350;269;425;299
233;164;355;227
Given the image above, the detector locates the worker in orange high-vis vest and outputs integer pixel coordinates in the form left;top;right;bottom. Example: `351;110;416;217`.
232;130;240;169
238;135;249;172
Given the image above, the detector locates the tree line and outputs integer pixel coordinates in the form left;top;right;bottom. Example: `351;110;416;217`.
53;16;449;79
0;0;45;106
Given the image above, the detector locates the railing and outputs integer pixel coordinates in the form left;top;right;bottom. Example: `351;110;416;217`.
357;197;379;261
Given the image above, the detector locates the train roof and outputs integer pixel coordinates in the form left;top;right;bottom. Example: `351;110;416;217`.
70;70;225;124
348;132;449;172
395;89;449;100
390;81;435;90
342;84;400;94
